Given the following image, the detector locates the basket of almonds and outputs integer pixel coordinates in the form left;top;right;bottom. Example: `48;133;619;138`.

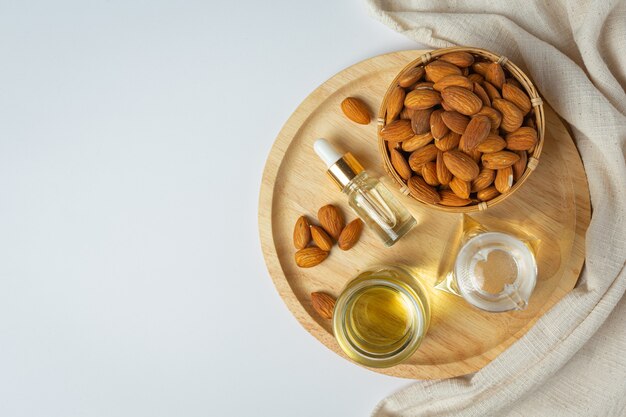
378;47;544;212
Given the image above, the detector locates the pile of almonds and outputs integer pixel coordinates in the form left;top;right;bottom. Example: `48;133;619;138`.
293;204;363;268
381;51;539;207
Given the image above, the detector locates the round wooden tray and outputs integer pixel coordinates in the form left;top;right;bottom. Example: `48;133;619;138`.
258;50;590;379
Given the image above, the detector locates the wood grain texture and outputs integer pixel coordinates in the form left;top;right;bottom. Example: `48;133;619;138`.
258;51;590;379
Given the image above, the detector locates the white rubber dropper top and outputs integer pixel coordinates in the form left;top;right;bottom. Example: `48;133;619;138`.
314;138;343;168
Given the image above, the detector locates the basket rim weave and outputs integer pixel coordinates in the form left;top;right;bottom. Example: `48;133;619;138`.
377;46;545;213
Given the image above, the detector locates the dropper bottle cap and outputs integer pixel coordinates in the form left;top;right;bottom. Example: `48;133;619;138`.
314;139;364;190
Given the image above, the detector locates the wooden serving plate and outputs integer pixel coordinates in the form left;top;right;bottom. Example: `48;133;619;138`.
258;50;590;379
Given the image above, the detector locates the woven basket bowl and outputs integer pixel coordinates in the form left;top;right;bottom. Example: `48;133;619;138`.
378;47;545;213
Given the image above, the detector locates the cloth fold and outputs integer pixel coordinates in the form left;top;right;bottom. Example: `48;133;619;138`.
366;1;626;416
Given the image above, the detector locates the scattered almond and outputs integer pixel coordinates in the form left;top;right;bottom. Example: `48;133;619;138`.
310;225;333;252
338;219;363;251
293;216;311;250
311;292;336;319
340;97;370;124
318;204;345;240
295;247;328;268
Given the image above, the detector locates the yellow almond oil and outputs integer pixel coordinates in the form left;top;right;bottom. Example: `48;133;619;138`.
333;266;430;368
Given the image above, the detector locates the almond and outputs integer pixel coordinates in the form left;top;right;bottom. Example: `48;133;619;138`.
459;115;491;151
295;247;328;268
477;186;500;201
401;132;433;152
450;176;471;199
442;150;480;181
409;144;438;171
473;82;491;107
471;167;496;192
381;119;414;143
400;107;415;120
502;83;531;114
436;150;453;185
425;60;462;82
482;151;520;169
493;98;524;133
472;61;490;77
483;81;501;101
422;161;440;186
505;127;538;150
310;225;333;251
435;131;461;151
441;111;470;134
439;189;472;206
386;86;406;124
430;109;449;139
485;62;505;89
476;106;502;130
293;216;311;249
439;52;475;68
340;97;370;124
311;292;335;319
441;86;482;116
318;204;345;240
440;100;454;112
433;75;473;92
338;219;363;251
390;148;412;181
468;73;484;84
408;176;441;204
413;82;434;90
398;66;425;88
411;108;433;135
513;150;527;181
506;77;523;89
495;166;514;193
405;89;441;110
476;134;506;153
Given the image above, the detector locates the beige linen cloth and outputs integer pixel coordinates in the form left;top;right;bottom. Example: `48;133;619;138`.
366;1;626;416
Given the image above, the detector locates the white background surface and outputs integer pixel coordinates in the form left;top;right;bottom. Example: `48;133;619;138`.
0;1;426;416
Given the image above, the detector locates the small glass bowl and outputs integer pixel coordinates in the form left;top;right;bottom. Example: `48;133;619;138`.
332;265;430;368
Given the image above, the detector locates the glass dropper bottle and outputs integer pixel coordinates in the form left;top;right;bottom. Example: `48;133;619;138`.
314;139;416;246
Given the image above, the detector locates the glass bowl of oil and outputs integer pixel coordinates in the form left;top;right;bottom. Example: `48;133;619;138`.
332;265;430;368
